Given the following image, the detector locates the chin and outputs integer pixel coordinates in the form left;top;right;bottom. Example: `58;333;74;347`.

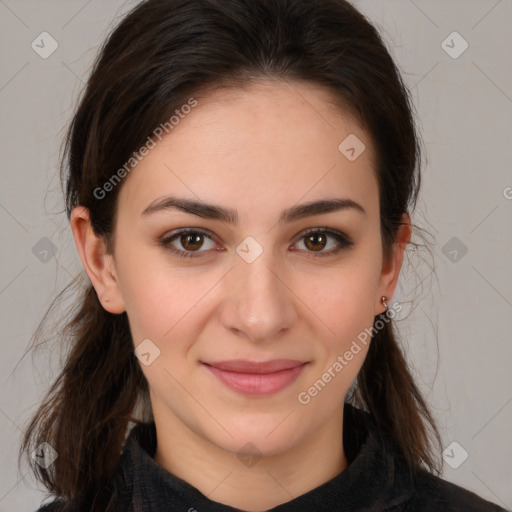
205;420;304;459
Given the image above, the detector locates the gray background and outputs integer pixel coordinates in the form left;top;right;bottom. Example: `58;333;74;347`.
1;0;511;510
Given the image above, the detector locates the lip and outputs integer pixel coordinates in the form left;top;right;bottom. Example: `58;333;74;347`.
201;359;309;396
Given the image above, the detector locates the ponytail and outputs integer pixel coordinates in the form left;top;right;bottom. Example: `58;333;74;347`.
349;316;442;474
19;284;150;506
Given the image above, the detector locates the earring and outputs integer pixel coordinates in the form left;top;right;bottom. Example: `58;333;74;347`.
381;296;388;310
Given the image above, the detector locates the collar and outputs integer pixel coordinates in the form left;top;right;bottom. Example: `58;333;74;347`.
112;403;415;511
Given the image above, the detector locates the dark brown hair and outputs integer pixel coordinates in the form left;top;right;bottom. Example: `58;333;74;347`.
19;0;442;508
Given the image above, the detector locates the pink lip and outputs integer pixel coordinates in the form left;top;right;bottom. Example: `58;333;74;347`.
202;359;308;396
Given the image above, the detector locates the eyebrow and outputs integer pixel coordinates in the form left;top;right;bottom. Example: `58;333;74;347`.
141;195;366;224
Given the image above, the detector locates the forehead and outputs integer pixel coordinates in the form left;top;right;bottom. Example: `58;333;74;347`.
117;79;379;225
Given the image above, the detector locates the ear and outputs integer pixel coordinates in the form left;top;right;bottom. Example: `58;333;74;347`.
375;212;412;315
70;206;126;314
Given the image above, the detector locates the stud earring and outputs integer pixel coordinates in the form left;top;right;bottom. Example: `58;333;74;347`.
381;296;388;310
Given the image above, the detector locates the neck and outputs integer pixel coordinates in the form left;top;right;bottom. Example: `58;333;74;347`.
152;404;347;511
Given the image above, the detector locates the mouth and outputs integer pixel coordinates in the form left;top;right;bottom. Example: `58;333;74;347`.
201;359;309;396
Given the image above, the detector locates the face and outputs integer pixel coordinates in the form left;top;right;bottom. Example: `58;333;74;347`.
87;79;404;458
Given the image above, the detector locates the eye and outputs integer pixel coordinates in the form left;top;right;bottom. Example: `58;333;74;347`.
158;227;353;259
159;228;218;259
292;228;353;258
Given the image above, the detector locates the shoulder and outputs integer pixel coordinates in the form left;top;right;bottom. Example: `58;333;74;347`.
34;485;129;512
405;470;509;511
34;495;121;512
34;499;69;512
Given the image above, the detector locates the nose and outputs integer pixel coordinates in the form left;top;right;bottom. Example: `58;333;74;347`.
219;248;298;344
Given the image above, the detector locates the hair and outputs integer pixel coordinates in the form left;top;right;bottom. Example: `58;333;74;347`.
19;0;442;509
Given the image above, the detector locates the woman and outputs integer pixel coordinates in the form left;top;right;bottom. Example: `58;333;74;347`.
20;0;508;510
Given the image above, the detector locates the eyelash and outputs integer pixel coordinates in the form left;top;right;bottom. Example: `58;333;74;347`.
158;227;354;260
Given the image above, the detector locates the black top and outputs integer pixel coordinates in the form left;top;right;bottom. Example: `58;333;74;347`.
36;403;509;512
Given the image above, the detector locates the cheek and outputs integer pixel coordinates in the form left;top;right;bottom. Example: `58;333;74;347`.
113;244;173;341
116;248;221;351
296;271;377;409
316;291;375;384
298;255;381;395
308;259;381;339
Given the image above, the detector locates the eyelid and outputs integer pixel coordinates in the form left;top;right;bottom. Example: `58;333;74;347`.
159;227;218;251
158;226;353;259
292;227;354;257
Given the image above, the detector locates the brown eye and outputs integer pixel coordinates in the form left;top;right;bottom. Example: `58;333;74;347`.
180;232;205;251
294;229;353;258
304;232;328;252
159;227;353;260
159;228;216;259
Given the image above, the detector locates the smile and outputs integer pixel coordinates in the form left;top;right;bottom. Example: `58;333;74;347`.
201;360;309;396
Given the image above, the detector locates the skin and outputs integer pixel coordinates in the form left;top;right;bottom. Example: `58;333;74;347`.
71;79;411;511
